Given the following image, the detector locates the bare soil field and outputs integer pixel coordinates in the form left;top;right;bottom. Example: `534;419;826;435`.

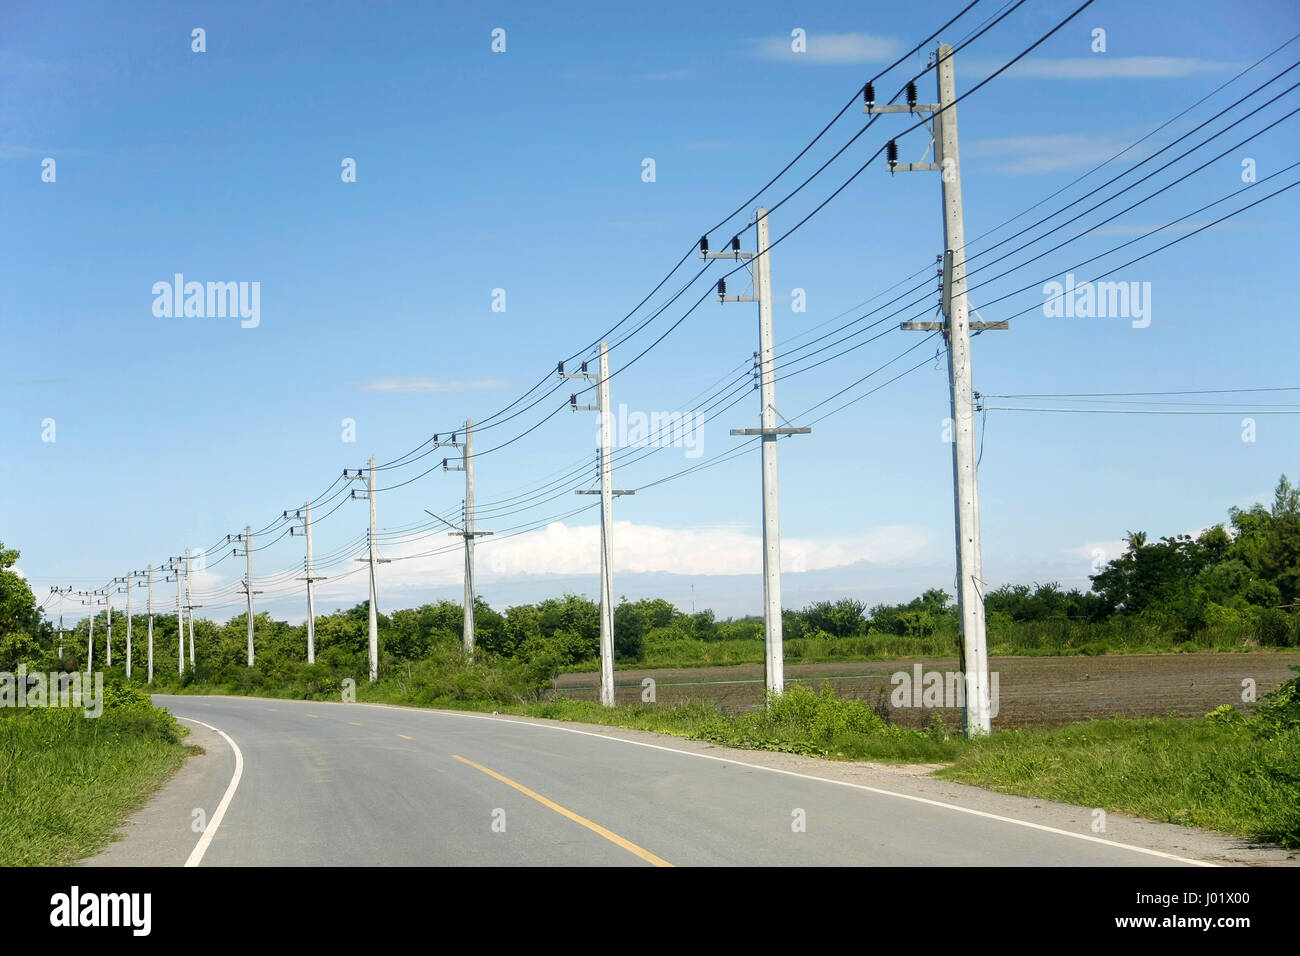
550;652;1300;730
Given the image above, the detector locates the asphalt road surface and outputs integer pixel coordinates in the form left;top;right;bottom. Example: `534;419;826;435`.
93;694;1246;867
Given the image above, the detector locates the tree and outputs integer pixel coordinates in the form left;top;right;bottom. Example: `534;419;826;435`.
0;542;44;670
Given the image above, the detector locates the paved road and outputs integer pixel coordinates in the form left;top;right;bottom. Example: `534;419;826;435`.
128;695;1216;867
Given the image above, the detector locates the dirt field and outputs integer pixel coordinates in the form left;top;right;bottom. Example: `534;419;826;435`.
550;652;1300;730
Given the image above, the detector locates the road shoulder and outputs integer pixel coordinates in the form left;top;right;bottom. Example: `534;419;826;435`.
82;719;233;867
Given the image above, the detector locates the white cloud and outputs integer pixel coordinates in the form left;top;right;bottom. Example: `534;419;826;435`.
353;378;512;393
755;32;900;64
360;520;935;591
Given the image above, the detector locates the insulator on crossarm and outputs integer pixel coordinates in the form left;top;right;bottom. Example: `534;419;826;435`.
557;361;564;375
906;80;917;108
717;278;727;297
570;393;577;408
581;361;588;373
863;81;875;107
699;235;708;254
730;235;740;252
886;139;898;169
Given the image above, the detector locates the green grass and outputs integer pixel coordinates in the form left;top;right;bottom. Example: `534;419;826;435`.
938;718;1300;848
0;689;188;866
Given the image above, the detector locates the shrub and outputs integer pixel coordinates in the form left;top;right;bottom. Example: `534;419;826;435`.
1255;608;1296;647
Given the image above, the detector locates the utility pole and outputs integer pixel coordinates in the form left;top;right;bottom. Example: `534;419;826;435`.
288;502;326;664
173;557;184;676
702;210;809;699
88;588;107;674
105;588;112;667
123;573;134;680
231;530;260;667
348;459;390;680
48;587;72;658
184;549;197;669
72;590;92;670
866;43;998;734
560;343;634;707
429;424;492;655
145;564;155;684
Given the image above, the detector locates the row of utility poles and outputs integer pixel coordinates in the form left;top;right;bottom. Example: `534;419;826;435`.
44;42;993;734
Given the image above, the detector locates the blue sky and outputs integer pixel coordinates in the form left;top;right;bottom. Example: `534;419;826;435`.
4;0;1299;625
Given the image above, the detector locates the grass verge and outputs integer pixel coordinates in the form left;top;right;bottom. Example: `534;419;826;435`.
0;684;188;866
937;716;1300;847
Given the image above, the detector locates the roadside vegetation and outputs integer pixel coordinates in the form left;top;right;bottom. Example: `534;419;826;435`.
0;542;188;865
0;683;187;866
1;477;1297;855
20;476;1300;703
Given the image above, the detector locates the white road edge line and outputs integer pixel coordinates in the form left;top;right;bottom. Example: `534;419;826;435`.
177;717;244;868
398;706;1218;867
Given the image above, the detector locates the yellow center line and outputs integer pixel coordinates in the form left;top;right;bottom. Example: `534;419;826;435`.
397;733;412;740
349;721;363;727
307;714;319;719
451;754;673;868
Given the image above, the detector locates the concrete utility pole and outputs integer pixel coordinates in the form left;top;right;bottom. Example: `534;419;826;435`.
430;424;492;655
702;210;810;699
105;589;112;667
146;564;154;684
123;573;133;680
560;343;634;707
184;549;198;669
73;590;92;670
88;589;106;673
426;429;488;658
288;502;326;664
48;586;72;658
232;530;260;667
173;558;184;676
349;459;390;681
866;43;998;734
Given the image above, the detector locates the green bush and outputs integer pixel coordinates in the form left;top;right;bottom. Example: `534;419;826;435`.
1255;608;1296;647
